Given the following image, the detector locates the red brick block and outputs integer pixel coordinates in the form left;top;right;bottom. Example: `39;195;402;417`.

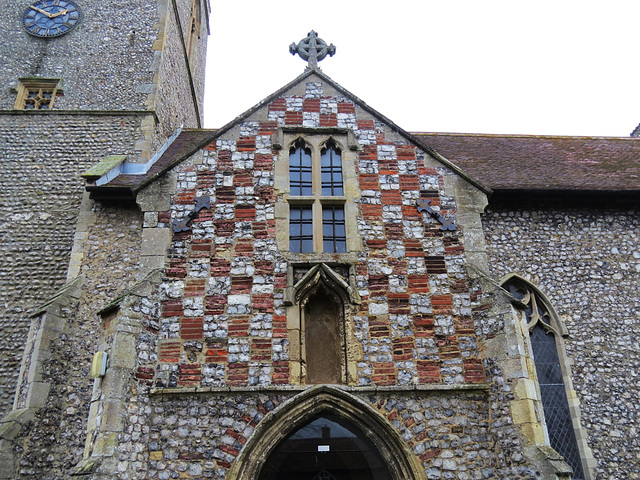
205;295;227;315
392;337;415;361
231;276;252;294
255;153;274;170
184;279;206;296
381;190;402;205
379;159;398;174
399;175;420;191
269;98;286;112
162;300;184;317
181;317;204;339
235;206;256;221
205;348;227;363
361;204;383;219
384;223;404;240
178;363;202;386
258;121;278;135
303;98;320;112
285;111;303;125
253;294;274;313
463;359;486;383
320;113;337;127
388;294;410;315
359;172;379;188
357;120;375;130
227;363;248;386
417;360;440;383
159;341;181;363
359;146;378;161
174;192;195;205
396;145;417;160
216;186;236;203
337;102;356;114
237;136;256;152
404;239;424;257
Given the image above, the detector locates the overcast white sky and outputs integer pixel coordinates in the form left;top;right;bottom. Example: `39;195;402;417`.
203;1;640;137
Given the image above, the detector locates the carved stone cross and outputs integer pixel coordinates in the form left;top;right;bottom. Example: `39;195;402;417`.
290;31;336;69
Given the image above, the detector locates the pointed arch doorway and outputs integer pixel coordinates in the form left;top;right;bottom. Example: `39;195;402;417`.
227;386;426;480
258;413;392;480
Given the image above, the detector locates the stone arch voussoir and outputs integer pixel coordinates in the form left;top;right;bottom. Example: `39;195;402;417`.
227;385;426;480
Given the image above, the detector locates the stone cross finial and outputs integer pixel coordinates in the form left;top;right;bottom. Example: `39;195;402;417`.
289;31;336;69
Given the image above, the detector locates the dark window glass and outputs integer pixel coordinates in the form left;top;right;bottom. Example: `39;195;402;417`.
321;143;343;196
258;414;393;480
290;141;312;196
290;206;313;253
530;325;585;480
322;206;346;253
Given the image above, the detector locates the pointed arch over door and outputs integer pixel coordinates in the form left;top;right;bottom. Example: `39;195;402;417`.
227;386;426;480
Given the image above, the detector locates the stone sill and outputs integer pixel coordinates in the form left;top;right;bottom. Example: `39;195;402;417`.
150;383;490;397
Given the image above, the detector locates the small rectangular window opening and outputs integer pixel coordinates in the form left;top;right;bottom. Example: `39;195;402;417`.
15;79;60;110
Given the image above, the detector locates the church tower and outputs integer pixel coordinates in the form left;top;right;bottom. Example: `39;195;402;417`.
0;0;210;427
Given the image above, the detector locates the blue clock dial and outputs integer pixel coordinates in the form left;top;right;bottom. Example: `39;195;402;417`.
23;0;81;37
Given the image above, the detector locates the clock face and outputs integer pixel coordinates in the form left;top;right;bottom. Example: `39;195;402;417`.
23;0;81;38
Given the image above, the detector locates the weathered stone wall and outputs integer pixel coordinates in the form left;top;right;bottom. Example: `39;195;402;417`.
483;207;640;479
153;0;208;144
82;76;543;479
0;0;209;420
10;201;143;479
110;388;497;480
151;78;487;390
0;0;158;111
0;113;148;418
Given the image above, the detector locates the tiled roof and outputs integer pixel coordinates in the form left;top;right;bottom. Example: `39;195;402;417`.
413;133;640;192
87;129;640;201
86;129;217;200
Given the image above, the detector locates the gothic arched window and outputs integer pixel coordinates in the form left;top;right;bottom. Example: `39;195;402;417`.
288;138;346;253
505;277;587;480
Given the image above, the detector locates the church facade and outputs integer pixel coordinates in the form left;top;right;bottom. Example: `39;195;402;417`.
1;5;639;480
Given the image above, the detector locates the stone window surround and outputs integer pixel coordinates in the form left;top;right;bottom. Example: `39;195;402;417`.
501;273;595;480
274;127;361;256
185;0;201;64
283;260;361;386
13;78;62;110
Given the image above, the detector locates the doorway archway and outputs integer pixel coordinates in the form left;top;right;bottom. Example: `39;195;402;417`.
227;386;426;480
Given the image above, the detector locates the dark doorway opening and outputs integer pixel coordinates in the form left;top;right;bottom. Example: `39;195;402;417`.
258;414;393;480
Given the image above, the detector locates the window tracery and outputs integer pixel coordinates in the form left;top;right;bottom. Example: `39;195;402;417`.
505;277;587;480
287;137;346;253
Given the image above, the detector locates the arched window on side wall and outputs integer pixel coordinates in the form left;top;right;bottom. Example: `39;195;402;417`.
504;276;587;480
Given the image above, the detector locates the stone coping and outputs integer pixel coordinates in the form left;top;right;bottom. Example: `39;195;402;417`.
150;383;490;396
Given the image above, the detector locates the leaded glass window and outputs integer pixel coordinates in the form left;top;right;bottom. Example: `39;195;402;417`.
321;141;343;196
507;279;586;480
288;137;346;253
15;79;59;110
290;140;313;196
322;206;346;253
290;206;313;253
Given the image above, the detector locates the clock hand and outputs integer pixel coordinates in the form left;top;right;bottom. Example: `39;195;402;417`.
49;8;69;18
30;5;54;18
